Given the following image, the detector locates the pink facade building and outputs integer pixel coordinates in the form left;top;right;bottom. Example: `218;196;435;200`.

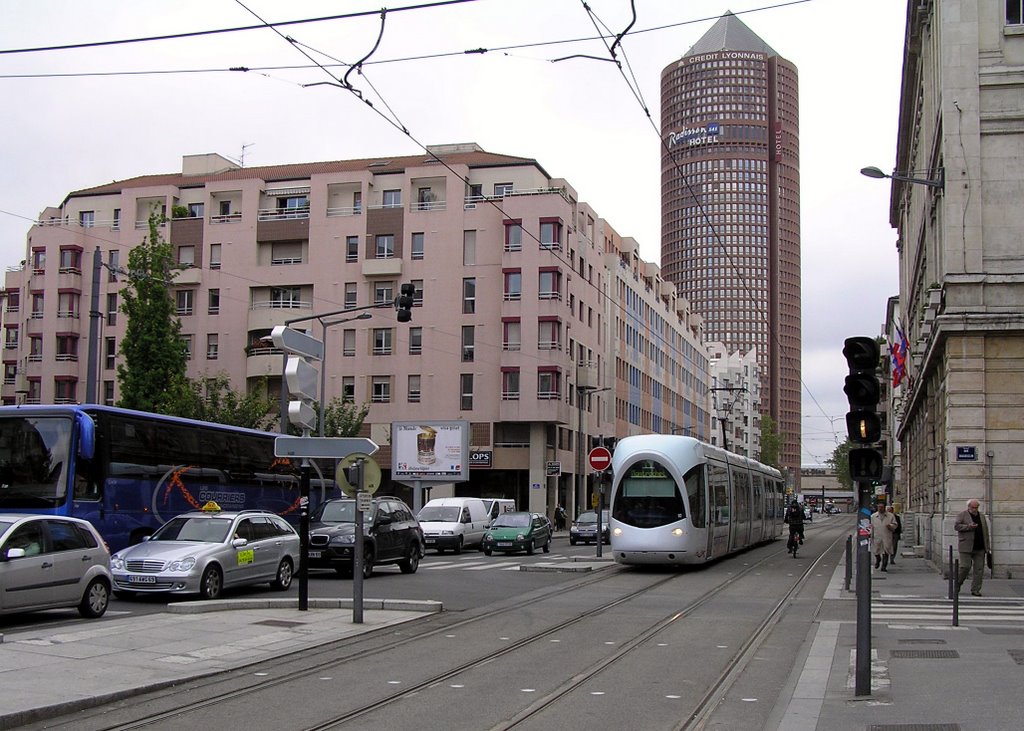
2;144;709;518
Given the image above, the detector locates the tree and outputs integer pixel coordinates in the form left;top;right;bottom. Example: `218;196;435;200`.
286;397;370;437
164;373;278;430
827;439;853;490
117;214;188;412
759;414;784;469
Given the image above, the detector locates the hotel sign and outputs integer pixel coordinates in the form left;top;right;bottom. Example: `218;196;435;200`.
668;122;720;149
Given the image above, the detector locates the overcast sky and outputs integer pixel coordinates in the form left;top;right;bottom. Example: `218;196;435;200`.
0;0;907;467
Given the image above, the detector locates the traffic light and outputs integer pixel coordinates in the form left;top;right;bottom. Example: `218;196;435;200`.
842;336;883;482
395;283;415;323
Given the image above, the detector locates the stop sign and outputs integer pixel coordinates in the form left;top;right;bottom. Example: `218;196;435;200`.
588;446;612;472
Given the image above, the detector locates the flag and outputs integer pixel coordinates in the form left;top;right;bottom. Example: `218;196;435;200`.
889;340;905;387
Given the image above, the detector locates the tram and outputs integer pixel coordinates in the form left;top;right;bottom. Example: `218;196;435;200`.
609;435;786;565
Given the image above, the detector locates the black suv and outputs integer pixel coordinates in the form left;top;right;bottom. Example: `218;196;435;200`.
308;496;424;578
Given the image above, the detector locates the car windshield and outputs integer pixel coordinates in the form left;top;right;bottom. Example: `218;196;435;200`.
492;513;529;528
151;516;232;543
417;506;461;522
314;501;365;523
0;415;73;509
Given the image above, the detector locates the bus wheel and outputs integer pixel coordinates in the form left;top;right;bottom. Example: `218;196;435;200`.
200;565;223;600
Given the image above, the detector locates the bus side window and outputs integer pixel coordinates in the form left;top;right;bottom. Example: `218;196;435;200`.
73;461;101;500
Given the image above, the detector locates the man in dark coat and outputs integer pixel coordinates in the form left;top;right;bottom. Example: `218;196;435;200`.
954;499;991;596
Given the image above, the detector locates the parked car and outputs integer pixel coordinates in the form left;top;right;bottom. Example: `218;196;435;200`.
417;497;490;553
0;514;112;618
570;510;610;545
109;508;298;600
309;496;424;578
482;511;551;556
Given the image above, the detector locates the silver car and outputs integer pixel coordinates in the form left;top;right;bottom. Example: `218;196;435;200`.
0;513;112;618
110;509;299;600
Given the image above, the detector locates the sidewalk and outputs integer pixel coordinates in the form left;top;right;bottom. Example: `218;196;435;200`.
777;547;1024;730
0;597;441;729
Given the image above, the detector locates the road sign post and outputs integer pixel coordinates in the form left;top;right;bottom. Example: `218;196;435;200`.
588;444;612;557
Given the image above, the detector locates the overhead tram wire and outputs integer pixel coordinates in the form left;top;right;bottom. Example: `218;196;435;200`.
573;0;834;430
235;1;712;382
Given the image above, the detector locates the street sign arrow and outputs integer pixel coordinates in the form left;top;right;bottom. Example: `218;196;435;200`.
274;436;379;459
271;325;324;361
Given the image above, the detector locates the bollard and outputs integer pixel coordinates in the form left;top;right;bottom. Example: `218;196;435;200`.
947;545;955;600
952;558;960;627
845;535;853;592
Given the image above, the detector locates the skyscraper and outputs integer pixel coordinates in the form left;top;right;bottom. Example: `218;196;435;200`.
660;12;801;486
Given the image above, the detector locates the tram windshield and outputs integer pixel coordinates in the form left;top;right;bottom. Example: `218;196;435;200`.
0;416;73;508
612;458;686;528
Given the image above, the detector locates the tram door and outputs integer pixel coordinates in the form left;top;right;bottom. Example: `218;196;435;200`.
707;461;731;558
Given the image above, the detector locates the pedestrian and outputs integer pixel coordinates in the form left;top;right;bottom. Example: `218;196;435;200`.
870;501;896;571
887;505;903;564
784;500;804;555
954;498;992;596
554;505;567;532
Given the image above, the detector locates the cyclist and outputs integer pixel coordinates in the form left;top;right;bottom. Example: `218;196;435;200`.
784;500;805;556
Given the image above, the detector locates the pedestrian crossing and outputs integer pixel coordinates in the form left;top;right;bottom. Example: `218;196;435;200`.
872;597;1024;624
369;553;578;573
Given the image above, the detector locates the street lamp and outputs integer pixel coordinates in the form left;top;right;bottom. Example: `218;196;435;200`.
710;386;746;451
575;384;611;521
860;166;944;190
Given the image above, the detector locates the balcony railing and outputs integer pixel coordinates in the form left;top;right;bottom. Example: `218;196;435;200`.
258;207;310;221
246;346;283;357
55;354;78;362
410;200;446;212
251;300;312;311
210;213;242;224
327;206;363;217
270;257;304;266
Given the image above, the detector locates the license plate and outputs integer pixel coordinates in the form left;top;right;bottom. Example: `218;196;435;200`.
308;550;321;559
128;575;157;584
424;538;435;544
497;542;513;547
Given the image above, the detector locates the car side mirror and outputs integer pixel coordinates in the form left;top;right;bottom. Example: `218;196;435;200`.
232;537;247;547
5;547;26;560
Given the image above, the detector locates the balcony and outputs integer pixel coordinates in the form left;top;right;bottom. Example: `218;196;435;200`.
362;258;403;278
247;300;313;332
210;213;242;224
246;347;286;380
409;199;446;212
327;206;362;217
258;206;310;221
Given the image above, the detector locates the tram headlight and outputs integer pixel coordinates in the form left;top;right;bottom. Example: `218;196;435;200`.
671;528;684;537
612;527;622;537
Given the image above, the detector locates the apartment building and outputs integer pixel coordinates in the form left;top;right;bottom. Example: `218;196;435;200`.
2;144;711;519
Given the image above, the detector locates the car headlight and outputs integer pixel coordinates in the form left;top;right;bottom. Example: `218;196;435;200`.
331;535;356;545
167;557;196;572
110;555;125;571
516;533;526;540
440;530;454;536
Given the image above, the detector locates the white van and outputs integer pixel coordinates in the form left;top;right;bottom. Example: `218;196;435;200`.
482;498;516;525
417;497;490;553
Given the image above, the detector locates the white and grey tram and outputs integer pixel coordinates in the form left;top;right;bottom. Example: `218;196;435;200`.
609;435;786;565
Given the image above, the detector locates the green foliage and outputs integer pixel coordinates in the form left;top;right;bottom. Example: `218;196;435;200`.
758;414;784;468
163;373;277;430
171;204;189;219
117;214;187;412
287;398;370;437
827;440;853;490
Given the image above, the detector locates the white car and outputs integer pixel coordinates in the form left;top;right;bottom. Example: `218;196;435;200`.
0;513;112;618
110;508;299;600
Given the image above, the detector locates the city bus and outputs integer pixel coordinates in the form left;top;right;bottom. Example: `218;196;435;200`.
0;404;340;551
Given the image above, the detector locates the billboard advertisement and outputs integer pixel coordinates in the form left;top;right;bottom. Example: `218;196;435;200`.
392;421;469;481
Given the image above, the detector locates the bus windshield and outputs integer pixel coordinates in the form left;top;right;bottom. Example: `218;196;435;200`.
0;415;73;508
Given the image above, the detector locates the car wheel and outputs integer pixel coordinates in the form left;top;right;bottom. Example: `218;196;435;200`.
78;578;110;618
199;565;223;600
484;548;492;556
542;537;551;553
526;539;535;556
454;537;464;555
361;547;375;579
399;543;421;574
271;558;294;590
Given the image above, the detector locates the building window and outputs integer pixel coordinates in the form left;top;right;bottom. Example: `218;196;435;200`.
503;270;521;301
375;281;394;305
103;380;115;405
504;220;523;252
31;292;44;319
346;236;359;262
188;202;204;218
353;191;362;214
4;329;17;350
375;234;395;259
463;230;476;265
408;374;421;403
502;369;520;400
382;189;402;208
537;368;561;400
461;325;474;362
206;334;219;360
409;327;422;355
540;220;562;250
343;329;356;356
411;280;424;307
178;245;195;267
342;376;355;403
539;269;562;300
59;247;82;273
373;328;393;355
32;249;45;273
503;319;521;351
107;293;118;326
29;336;42;361
181;334;193;360
104;337;116;370
344;282;358;309
271;241;302;265
494;183;513;197
57;292;80;319
411;232;424;260
5;291;18;313
462;278;475;314
276;195;309;216
108;249;121;280
1009;0;1023;24
79;211;95;228
219;200;232;217
112;209;121;230
371;376;391;403
27;379;41;403
208;289;220;315
175;290;194;316
270;287;301;308
55;334;79;362
460;373;474;410
54;378;77;404
209;243;221;269
3;363;15;385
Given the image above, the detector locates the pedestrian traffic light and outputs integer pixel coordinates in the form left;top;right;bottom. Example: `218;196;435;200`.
842;336;883;481
395;283;415;323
